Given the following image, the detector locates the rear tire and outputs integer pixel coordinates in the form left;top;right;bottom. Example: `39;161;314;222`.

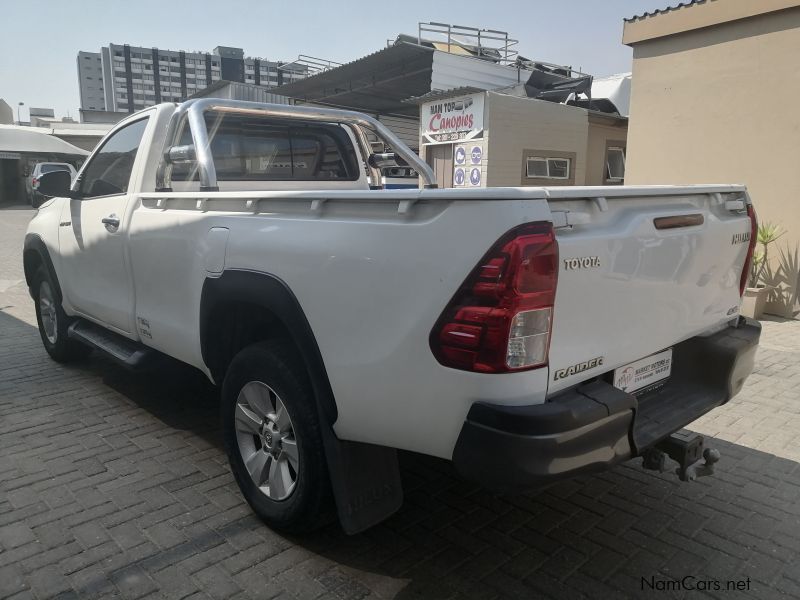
221;341;334;533
33;267;91;363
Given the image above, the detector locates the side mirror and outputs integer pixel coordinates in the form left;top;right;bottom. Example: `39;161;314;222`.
368;152;400;169
37;170;75;198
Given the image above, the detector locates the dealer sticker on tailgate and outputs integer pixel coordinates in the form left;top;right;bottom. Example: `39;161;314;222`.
613;349;673;394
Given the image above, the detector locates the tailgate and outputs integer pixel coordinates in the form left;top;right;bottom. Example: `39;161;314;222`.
546;187;753;395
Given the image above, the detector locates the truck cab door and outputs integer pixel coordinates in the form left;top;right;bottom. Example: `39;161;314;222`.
58;116;150;335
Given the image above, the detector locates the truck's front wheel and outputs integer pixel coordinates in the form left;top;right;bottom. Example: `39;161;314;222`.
221;341;333;533
33;267;91;363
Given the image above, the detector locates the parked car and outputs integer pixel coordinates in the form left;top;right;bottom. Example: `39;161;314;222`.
26;162;77;207
381;166;419;189
24;99;761;535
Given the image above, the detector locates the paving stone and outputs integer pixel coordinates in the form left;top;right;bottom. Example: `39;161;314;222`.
109;564;158;599
0;523;37;549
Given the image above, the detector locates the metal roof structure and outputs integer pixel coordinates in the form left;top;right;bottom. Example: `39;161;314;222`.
404;86;485;105
188;80;292;105
273;42;436;116
272;22;624;119
0;125;88;156
625;0;705;22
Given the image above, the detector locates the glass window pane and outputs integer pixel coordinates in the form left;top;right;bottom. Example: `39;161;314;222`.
548;158;569;179
607;148;625;180
526;158;547;178
40;164;69;174
291;129;353;180
80;118;148;197
172;112;358;183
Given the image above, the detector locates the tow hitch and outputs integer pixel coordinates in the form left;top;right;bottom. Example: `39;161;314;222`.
642;430;720;481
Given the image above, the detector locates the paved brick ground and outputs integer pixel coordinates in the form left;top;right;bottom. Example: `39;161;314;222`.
1;206;799;599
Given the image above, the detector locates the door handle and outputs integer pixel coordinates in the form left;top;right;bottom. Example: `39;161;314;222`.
102;214;120;231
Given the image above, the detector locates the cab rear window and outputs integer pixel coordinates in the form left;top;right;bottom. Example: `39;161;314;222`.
172;112;360;182
40;164;70;174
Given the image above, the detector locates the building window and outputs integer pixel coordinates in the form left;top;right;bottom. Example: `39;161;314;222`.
526;157;570;180
606;147;626;182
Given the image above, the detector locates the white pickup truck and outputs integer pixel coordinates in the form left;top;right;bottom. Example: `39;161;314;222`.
25;99;761;534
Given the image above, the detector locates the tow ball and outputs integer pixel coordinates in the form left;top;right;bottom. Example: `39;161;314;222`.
642;430;720;481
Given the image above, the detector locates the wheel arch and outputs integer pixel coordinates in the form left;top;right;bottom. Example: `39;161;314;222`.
199;269;338;425
202;268;404;534
23;234;62;302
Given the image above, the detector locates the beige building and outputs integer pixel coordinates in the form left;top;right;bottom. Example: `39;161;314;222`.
623;0;800;316
421;90;628;189
0;100;12;125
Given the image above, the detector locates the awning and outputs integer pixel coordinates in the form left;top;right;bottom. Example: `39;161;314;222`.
0;125;89;156
273;42;435;116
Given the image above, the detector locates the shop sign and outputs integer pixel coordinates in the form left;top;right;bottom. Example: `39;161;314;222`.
422;93;484;144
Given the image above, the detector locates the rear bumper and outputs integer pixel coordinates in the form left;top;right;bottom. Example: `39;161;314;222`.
452;317;761;491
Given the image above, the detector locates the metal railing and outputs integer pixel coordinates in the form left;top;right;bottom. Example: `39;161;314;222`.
155;98;436;191
417;22;519;65
277;54;342;75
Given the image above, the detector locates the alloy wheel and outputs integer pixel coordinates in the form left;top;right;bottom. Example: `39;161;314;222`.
234;381;299;501
39;280;58;344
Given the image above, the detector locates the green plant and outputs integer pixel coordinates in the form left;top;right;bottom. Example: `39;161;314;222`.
748;222;785;288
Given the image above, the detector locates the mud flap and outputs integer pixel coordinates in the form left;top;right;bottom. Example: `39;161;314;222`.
320;425;403;535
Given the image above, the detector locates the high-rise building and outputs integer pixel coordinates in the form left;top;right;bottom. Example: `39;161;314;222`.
76;52;106;111
78;43;310;113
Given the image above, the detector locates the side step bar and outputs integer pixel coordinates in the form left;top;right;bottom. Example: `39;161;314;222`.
67;319;159;370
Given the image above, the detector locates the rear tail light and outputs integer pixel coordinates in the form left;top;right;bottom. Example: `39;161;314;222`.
32;178;38;187
739;204;758;296
430;222;558;373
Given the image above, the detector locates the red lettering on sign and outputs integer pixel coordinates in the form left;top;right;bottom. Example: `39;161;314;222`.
428;112;474;133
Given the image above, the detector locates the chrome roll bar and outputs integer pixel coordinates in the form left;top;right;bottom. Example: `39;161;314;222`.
155;98;436;191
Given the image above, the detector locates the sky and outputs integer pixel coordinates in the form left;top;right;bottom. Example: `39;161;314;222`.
0;0;671;120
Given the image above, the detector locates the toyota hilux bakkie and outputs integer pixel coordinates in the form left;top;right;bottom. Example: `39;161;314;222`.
24;99;761;533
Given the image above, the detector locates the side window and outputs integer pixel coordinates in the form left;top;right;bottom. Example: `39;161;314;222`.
606;146;626;183
80;118;149;198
